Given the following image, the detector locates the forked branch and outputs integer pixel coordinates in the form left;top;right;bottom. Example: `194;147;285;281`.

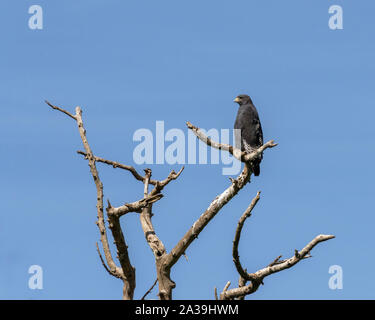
221;192;335;300
154;121;277;299
186;121;277;162
47;102;332;301
46;100;137;299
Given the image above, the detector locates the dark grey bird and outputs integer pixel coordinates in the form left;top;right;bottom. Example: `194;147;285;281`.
233;94;263;176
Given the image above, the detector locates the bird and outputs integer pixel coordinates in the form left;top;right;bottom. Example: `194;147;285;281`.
233;94;264;176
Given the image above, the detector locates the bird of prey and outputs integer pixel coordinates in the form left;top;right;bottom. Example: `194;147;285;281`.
233;94;264;176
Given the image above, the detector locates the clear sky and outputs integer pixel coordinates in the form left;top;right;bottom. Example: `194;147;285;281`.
0;0;374;300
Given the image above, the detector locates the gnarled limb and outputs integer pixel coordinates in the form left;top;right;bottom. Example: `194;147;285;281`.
76;124;184;300
232;192;261;282
153;122;277;299
48;103;331;301
46;101;136;299
186;121;277;162
77;150;159;185
221;192;335;300
107;194;164;217
138;168;179;300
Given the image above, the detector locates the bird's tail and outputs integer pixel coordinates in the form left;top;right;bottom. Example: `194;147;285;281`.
253;162;260;176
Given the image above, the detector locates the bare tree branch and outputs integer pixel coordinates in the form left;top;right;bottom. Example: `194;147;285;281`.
141;279;158;300
219;281;231;300
105;201;136;299
159;163;252;296
138;169;174;300
46;100;77;120
107;194;164;217
46;101;135;299
95;242;122;279
237;274;247;300
221;193;335;300
150;166;185;195
79;135;184;300
145;121;278;299
232;191;261;282
77;151;161;185
222;234;335;300
186;121;277;162
268;255;285;267
48;102;333;301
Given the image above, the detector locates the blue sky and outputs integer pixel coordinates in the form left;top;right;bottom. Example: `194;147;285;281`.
0;0;374;299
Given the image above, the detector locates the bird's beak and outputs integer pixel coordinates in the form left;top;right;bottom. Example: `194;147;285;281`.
233;97;240;103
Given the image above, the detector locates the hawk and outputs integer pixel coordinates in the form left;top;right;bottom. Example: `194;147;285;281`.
233;94;264;176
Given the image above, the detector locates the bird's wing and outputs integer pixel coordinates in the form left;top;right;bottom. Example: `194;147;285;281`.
234;104;263;150
255;118;263;147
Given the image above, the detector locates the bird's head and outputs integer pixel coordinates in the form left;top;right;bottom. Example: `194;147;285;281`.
233;94;252;106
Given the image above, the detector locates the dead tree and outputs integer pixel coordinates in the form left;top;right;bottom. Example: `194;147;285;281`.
46;100;334;300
